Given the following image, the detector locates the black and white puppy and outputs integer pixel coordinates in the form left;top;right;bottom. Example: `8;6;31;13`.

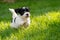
9;7;30;28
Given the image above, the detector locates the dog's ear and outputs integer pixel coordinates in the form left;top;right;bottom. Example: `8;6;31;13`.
26;7;30;12
15;8;24;15
15;8;20;13
22;7;30;11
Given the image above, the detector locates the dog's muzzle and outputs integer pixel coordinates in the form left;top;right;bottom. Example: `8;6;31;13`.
26;14;29;17
25;12;30;18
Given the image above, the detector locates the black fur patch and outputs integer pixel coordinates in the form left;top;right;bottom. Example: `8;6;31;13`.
15;7;29;16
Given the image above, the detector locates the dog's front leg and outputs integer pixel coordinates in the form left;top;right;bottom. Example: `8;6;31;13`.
24;18;30;28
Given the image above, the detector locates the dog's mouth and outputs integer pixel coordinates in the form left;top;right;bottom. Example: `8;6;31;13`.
26;16;29;18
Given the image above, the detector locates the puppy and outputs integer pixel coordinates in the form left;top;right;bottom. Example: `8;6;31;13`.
9;7;30;28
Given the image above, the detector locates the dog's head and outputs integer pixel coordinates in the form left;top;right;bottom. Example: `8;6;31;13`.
15;7;30;18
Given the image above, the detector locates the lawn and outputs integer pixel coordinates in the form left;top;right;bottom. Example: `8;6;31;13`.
0;0;60;40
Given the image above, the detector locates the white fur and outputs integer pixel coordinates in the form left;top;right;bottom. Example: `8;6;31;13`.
9;8;30;28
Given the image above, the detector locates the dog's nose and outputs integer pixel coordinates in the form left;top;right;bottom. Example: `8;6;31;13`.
26;14;29;16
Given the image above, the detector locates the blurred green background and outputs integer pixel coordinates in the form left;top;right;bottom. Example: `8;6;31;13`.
0;0;60;40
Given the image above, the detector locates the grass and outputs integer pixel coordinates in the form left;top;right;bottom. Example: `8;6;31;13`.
0;0;60;40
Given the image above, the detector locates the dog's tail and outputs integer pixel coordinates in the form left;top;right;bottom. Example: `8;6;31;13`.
9;8;17;18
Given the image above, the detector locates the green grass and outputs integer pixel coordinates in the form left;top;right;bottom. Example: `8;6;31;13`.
0;0;60;40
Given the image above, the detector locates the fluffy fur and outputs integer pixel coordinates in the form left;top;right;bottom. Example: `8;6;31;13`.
9;7;30;28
